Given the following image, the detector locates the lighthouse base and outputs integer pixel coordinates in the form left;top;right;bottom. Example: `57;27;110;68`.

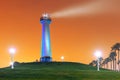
40;56;52;62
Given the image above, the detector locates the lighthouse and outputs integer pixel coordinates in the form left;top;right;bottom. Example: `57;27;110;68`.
40;13;52;62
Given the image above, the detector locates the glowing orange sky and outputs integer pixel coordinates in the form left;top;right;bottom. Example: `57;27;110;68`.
0;0;120;68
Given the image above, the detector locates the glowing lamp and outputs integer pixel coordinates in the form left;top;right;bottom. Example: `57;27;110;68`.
94;50;102;58
61;56;64;60
9;47;16;69
9;48;16;54
94;50;102;71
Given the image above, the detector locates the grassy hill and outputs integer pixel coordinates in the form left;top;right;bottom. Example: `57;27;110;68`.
0;62;120;80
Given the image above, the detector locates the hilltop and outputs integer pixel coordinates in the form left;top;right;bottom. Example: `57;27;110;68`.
0;62;119;80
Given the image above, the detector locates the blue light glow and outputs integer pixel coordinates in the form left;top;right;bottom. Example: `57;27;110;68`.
40;17;52;62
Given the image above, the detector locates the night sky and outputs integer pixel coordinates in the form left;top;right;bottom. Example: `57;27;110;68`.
0;0;120;68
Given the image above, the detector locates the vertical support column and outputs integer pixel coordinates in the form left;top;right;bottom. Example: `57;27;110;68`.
40;14;52;62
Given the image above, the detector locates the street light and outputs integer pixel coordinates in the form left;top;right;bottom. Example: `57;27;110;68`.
94;50;102;71
9;48;16;69
61;56;64;62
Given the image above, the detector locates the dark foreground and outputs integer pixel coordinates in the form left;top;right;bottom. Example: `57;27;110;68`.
0;62;119;80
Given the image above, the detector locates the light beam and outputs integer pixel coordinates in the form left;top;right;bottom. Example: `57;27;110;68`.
51;0;120;18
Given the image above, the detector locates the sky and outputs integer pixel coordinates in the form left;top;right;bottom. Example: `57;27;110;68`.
0;0;120;68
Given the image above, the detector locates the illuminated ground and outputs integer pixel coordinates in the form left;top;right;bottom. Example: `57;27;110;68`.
0;62;120;80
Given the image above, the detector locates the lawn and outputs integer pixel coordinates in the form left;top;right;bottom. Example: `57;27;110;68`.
0;62;119;80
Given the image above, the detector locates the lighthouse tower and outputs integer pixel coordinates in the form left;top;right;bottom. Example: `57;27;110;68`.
40;13;52;62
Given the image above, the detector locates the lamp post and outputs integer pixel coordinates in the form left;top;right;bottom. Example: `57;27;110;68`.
61;56;64;62
9;48;16;69
94;50;102;71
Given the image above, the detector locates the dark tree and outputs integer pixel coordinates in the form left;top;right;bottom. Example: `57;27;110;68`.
111;43;120;71
109;51;117;71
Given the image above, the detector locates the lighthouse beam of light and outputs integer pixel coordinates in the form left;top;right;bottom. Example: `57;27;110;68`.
51;0;120;18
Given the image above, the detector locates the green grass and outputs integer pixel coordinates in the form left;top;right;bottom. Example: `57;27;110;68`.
0;62;119;80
